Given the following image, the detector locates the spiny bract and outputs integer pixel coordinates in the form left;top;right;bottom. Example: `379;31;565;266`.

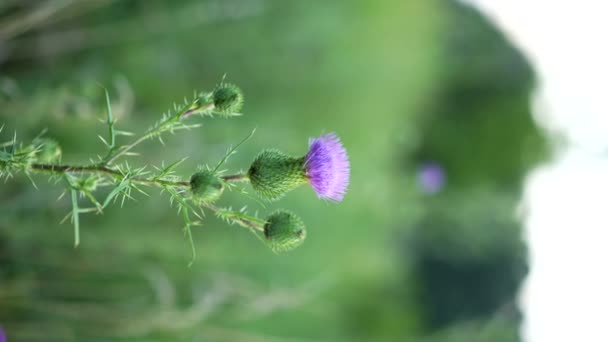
248;149;307;201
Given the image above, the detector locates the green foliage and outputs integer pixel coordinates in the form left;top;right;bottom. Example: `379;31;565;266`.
406;190;527;331
412;1;546;189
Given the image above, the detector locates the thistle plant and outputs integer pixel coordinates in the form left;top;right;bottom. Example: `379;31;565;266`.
0;81;350;263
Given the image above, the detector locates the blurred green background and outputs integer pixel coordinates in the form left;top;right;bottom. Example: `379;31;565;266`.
0;0;546;341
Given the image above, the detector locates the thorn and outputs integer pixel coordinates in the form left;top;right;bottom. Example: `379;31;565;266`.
98;135;109;146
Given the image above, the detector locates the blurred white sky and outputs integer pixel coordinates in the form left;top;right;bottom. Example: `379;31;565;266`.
462;1;608;342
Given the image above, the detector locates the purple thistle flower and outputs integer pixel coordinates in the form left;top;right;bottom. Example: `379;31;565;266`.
305;133;350;201
417;162;445;194
0;326;5;342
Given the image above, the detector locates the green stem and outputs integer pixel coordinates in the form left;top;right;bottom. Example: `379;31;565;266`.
30;163;248;188
70;189;80;247
221;173;249;182
31;163;189;188
202;203;264;232
104;102;215;165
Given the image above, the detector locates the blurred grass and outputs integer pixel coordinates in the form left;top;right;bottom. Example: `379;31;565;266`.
0;0;543;341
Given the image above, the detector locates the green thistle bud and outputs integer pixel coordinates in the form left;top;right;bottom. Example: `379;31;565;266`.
212;83;243;115
190;170;225;204
33;138;61;163
248;149;307;201
264;210;306;252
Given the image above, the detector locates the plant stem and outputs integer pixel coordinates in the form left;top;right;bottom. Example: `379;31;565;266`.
202;203;264;232
30;164;249;188
104;102;214;165
31;163;189;188
70;189;80;247
221;173;249;182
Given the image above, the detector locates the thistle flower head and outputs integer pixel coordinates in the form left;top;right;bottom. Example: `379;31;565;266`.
190;170;225;204
248;132;350;202
304;133;350;201
264;210;306;252
212;83;243;115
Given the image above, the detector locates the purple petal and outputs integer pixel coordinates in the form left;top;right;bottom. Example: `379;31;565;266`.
0;327;5;342
305;133;350;201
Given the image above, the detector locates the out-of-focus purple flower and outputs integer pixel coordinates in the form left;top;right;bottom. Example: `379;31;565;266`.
417;162;445;193
0;326;6;342
305;133;350;201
